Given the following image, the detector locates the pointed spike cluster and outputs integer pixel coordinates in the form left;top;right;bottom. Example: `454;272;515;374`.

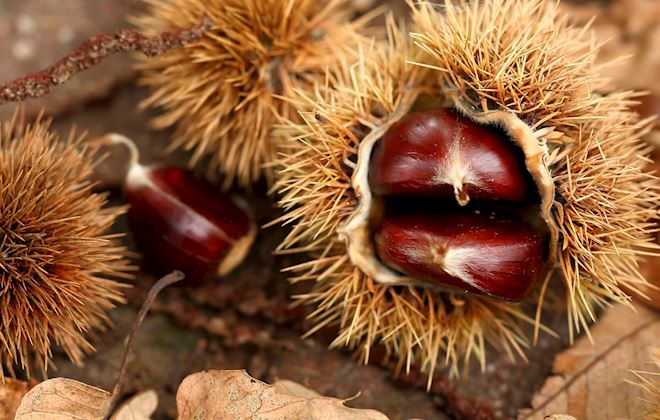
553;109;660;335
135;0;371;188
0;110;133;378
410;0;611;133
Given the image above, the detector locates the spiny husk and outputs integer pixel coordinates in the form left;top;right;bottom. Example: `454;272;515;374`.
135;0;371;188
273;0;660;380
0;110;133;378
274;16;537;380
411;0;659;339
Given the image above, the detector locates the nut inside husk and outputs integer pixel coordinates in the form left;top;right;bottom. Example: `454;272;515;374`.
339;91;558;295
272;0;659;378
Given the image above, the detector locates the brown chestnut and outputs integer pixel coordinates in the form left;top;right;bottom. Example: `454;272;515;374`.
374;211;546;300
364;108;548;300
369;108;533;206
108;134;256;281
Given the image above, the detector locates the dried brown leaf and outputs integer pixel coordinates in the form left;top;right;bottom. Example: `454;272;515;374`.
519;304;660;419
111;390;158;420
176;370;389;420
14;378;111;420
274;379;323;399
0;379;36;420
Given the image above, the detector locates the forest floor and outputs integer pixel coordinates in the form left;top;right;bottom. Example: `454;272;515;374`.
0;0;657;419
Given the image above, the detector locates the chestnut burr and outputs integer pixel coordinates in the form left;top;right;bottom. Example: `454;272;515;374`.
269;0;660;379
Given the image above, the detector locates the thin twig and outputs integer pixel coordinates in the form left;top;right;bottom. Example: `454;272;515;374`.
106;270;185;418
0;16;213;105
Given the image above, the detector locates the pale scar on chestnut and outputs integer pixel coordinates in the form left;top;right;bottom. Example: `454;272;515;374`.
366;108;549;301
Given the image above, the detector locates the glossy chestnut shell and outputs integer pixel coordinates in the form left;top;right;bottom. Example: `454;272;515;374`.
126;167;255;282
370;108;534;206
367;108;548;300
374;210;546;300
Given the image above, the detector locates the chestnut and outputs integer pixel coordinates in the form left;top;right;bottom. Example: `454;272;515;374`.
369;109;534;206
107;134;256;281
374;211;546;301
359;108;549;301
